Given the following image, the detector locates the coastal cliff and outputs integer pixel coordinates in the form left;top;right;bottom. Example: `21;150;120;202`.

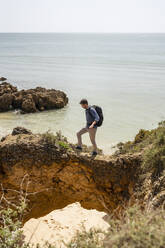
1;122;165;224
0;127;142;222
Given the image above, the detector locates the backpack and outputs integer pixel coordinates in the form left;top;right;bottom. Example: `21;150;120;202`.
89;105;104;127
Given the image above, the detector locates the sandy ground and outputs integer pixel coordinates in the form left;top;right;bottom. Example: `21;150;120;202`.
23;202;110;247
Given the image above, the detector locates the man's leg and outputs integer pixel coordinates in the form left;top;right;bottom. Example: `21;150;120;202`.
77;128;88;148
88;128;97;152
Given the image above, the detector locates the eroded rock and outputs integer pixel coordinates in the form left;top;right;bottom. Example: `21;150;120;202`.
12;127;32;135
0;128;141;222
0;82;68;114
21;95;37;113
0;93;14;111
0;82;17;96
0;77;7;81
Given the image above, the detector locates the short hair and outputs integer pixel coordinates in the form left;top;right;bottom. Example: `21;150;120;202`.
79;99;88;105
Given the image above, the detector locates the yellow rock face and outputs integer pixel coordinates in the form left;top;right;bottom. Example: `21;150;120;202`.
0;129;141;222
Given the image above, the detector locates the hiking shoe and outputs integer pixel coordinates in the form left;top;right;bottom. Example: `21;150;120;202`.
76;146;82;150
92;151;97;156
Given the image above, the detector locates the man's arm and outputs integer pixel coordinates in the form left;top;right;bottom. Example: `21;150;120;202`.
89;108;100;128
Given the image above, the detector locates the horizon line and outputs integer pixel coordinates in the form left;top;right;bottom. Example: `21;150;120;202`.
0;31;165;34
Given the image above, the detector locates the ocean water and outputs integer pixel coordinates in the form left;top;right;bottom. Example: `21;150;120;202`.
0;33;165;153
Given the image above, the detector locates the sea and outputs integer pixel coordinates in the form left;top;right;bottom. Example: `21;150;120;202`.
0;33;165;153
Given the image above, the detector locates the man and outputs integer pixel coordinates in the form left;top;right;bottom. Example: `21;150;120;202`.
76;99;100;156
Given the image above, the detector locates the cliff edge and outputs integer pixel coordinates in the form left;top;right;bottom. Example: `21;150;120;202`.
0;122;165;222
0;127;141;222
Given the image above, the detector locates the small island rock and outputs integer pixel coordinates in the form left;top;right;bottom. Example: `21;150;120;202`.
0;81;68;114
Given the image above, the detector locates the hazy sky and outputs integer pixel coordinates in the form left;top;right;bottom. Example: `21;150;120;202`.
0;0;165;33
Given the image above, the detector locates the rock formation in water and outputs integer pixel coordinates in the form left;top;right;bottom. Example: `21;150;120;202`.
0;82;18;112
0;79;68;114
0;127;141;222
0;77;7;81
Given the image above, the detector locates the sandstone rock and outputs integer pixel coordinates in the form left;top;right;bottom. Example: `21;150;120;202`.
0;128;141;222
12;91;24;109
0;82;68;114
0;93;14;111
0;83;18;111
12;127;32;136
16;88;68;113
21;95;37;113
0;82;17;96
0;77;7;81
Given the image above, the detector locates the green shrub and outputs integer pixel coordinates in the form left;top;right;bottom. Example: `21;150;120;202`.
67;228;104;248
0;203;58;248
41;130;70;150
115;120;165;155
134;129;150;144
104;206;165;248
64;206;165;248
142;128;165;177
0;202;30;248
58;141;70;149
41;131;57;145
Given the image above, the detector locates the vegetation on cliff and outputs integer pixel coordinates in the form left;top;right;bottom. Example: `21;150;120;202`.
115;121;165;209
1;203;165;248
69;206;165;248
116;120;165;157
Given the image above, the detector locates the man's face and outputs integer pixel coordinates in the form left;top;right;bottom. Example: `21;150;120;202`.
81;104;88;109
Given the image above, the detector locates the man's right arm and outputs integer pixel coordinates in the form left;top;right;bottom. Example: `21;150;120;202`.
89;108;100;128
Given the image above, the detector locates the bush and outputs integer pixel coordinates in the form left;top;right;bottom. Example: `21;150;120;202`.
67;228;104;248
67;206;165;248
115;120;165;155
142;128;165;177
0;204;58;248
134;129;150;144
41;131;57;145
104;206;165;248
0;202;30;248
41;130;71;151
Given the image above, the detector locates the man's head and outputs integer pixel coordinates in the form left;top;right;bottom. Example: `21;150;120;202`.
79;99;88;109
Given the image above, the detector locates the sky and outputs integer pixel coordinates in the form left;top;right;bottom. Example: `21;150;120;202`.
0;0;165;33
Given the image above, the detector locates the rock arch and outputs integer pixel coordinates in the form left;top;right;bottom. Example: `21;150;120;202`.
0;129;141;222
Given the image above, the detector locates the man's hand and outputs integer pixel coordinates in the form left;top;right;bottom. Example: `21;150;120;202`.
89;121;97;129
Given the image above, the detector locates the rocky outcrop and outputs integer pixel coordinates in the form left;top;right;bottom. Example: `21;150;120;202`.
0;77;7;81
12;127;32;136
0;82;17;111
0;80;68;114
0;93;14;112
0;128;141;222
13;87;68;114
0;82;17;96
